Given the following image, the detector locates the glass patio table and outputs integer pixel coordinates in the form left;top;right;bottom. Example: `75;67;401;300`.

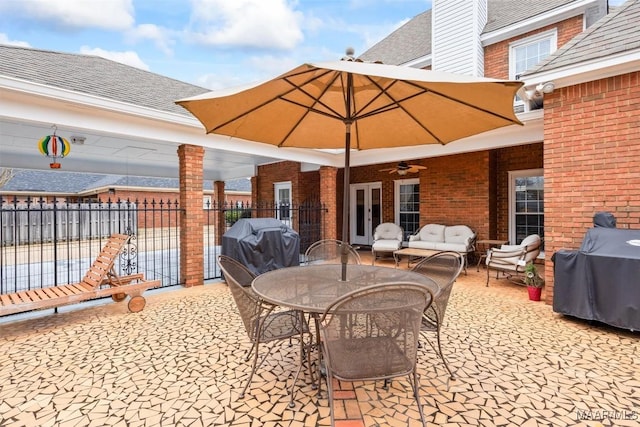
252;263;441;397
251;264;440;314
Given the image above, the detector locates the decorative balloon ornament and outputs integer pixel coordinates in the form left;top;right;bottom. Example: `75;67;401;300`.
37;126;70;169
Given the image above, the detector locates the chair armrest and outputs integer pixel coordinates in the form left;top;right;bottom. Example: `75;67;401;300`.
487;247;527;264
409;235;420;242
466;233;477;252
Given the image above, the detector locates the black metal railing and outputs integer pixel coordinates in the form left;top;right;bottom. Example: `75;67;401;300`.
0;197;181;295
1;197;326;296
203;199;326;279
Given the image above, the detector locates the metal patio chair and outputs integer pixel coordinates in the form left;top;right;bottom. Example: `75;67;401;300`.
318;283;433;427
485;234;542;286
411;251;464;379
304;239;361;265
217;255;312;407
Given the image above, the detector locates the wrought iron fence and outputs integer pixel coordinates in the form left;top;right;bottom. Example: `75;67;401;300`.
1;197;325;297
203;199;325;279
0;197;181;295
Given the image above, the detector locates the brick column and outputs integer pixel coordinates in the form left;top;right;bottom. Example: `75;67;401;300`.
319;166;339;240
178;144;204;287
214;180;226;246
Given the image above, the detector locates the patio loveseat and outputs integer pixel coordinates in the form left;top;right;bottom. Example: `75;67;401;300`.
408;224;476;253
407;224;476;270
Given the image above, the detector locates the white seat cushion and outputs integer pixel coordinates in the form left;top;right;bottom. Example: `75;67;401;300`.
372;239;402;251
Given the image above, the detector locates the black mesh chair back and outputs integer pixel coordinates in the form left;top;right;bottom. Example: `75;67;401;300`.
411;251;464;379
304;239;361;265
319;282;433;426
217;255;310;405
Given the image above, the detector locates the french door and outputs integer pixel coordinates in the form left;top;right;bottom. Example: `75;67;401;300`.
350;182;382;246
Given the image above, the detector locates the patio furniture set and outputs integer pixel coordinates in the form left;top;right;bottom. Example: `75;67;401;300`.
218;241;466;427
372;222;476;272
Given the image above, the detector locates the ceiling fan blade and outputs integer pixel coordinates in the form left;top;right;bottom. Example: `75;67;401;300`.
407;165;427;173
378;168;395;172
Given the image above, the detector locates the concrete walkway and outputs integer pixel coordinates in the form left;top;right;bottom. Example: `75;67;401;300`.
1;253;638;426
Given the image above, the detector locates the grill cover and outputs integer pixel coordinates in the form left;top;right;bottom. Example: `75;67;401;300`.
222;218;300;276
553;227;640;331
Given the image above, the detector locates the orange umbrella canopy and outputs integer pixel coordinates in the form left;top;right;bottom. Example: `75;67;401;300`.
177;59;523;259
177;59;523;151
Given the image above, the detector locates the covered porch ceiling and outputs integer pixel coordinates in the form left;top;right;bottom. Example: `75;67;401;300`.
0;80;543;181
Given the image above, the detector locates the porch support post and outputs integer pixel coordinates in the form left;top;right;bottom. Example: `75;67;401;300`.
214;180;225;246
178;144;204;287
319;166;339;240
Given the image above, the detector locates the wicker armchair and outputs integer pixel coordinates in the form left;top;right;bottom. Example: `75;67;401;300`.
318;283;434;427
411;251;464;379
304;239;361;265
217;255;311;406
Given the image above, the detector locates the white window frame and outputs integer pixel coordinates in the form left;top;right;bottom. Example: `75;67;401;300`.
509;29;557;110
508;168;544;255
394;178;420;240
274;181;292;222
509;29;557;80
203;195;212;209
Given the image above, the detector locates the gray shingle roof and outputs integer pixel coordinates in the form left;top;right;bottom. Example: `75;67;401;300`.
360;0;583;65
484;0;577;32
0;45;210;116
360;10;431;65
525;0;640;74
1;169;252;193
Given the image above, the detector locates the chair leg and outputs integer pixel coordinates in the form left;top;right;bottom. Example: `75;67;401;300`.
240;340;262;399
410;370;427;427
434;325;455;380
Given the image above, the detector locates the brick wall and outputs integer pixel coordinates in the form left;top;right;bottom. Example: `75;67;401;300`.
419;152;491;238
256;161;301;205
258;145;544;245
543;72;640;303
495;143;544;242
484;15;584;79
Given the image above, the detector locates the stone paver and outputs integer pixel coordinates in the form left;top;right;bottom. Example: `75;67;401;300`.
1;253;639;426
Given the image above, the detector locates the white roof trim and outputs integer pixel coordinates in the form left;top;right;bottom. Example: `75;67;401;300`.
521;49;640;90
481;0;596;46
0;75;196;126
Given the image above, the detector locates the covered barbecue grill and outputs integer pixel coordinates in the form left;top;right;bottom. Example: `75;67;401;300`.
553;214;640;331
222;218;300;276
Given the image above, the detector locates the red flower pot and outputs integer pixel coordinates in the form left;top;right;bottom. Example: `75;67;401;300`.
527;286;542;301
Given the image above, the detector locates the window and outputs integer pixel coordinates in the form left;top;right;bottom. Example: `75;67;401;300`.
510;30;556;105
203;195;212;209
395;179;420;240
509;170;544;247
274;181;291;223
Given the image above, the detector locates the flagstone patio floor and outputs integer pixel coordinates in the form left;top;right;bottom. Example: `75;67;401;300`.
1;253;638;426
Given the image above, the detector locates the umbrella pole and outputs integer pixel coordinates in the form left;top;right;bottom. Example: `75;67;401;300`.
341;121;351;281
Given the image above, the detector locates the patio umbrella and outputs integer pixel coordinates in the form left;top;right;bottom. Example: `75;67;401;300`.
177;58;523;279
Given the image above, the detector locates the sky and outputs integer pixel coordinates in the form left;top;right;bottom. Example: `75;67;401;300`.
0;0;434;90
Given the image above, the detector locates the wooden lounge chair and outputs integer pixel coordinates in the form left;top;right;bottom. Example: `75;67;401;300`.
0;233;160;316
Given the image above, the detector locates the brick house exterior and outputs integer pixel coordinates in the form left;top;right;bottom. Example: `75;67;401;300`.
1;0;638;307
253;0;640;304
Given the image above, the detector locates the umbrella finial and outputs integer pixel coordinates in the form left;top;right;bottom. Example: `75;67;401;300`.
342;47;355;61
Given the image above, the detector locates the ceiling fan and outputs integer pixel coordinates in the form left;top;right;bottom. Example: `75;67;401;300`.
379;161;427;175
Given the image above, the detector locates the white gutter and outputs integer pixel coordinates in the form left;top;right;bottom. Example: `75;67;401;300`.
521;49;640;90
